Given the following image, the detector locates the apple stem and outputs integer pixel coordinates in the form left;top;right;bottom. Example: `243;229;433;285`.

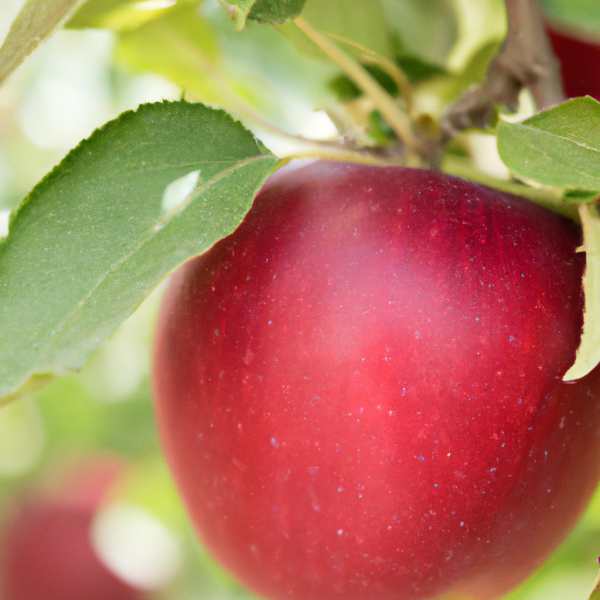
440;0;565;140
294;16;421;160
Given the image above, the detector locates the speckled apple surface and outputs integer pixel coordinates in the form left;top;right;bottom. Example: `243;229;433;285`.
153;161;600;600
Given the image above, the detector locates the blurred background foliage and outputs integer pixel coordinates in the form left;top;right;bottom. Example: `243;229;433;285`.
1;0;600;598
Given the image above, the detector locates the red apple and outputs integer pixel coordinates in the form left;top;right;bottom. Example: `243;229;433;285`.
1;459;144;600
153;160;600;600
548;25;600;101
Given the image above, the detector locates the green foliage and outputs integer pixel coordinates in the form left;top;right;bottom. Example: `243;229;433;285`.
0;101;278;403
367;110;396;146
497;97;600;193
299;0;394;59
217;0;256;30
247;0;307;23
218;0;306;30
395;53;446;84
115;5;225;106
3;0;600;597
497;97;600;382
381;0;458;67
68;0;199;31
68;0;144;28
114;2;337;133
329;64;399;102
563;190;600;204
541;0;600;38
0;0;85;85
563;204;600;381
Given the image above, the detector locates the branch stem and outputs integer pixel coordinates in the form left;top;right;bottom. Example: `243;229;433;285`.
440;0;564;139
294;16;419;155
322;32;414;111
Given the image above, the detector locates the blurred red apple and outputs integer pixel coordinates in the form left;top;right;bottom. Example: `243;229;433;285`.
153;161;600;600
548;25;600;101
0;457;143;600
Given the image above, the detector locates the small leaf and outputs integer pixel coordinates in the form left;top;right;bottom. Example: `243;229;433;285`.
564;204;600;381
68;0;140;29
563;189;600;204
247;0;307;23
329;64;399;103
218;0;306;29
68;0;190;31
277;0;395;64
0;0;85;86
396;53;446;84
0;101;279;403
115;5;224;107
217;0;257;30
497;97;600;192
115;4;337;134
300;0;393;59
381;0;458;67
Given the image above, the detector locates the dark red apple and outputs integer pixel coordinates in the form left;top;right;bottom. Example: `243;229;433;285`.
153;160;600;600
548;25;600;101
0;459;143;600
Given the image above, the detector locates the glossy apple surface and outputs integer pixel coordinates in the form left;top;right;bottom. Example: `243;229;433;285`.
548;26;600;101
153;160;600;600
1;460;143;600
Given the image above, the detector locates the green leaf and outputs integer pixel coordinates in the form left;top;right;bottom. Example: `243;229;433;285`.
0;0;86;86
564;204;600;381
541;0;600;39
247;0;306;23
115;3;337;134
68;0;197;31
301;0;393;59
0;101;278;403
497;97;600;192
68;0;138;28
396;53;446;84
329;64;399;103
277;0;394;62
563;189;600;204
218;0;305;30
217;0;257;30
381;0;458;67
444;0;505;71
115;5;224;106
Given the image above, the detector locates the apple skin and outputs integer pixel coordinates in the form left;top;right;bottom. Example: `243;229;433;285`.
153;160;600;600
1;461;143;600
548;26;600;101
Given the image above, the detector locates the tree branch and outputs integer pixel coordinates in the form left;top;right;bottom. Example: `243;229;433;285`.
440;0;564;140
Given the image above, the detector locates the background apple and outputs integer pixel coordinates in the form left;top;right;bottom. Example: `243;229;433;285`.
548;26;600;101
153;161;600;600
0;458;145;600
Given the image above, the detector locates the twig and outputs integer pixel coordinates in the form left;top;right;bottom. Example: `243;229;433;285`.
171;42;394;165
276;139;408;167
294;16;420;157
322;32;414;111
440;0;564;140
